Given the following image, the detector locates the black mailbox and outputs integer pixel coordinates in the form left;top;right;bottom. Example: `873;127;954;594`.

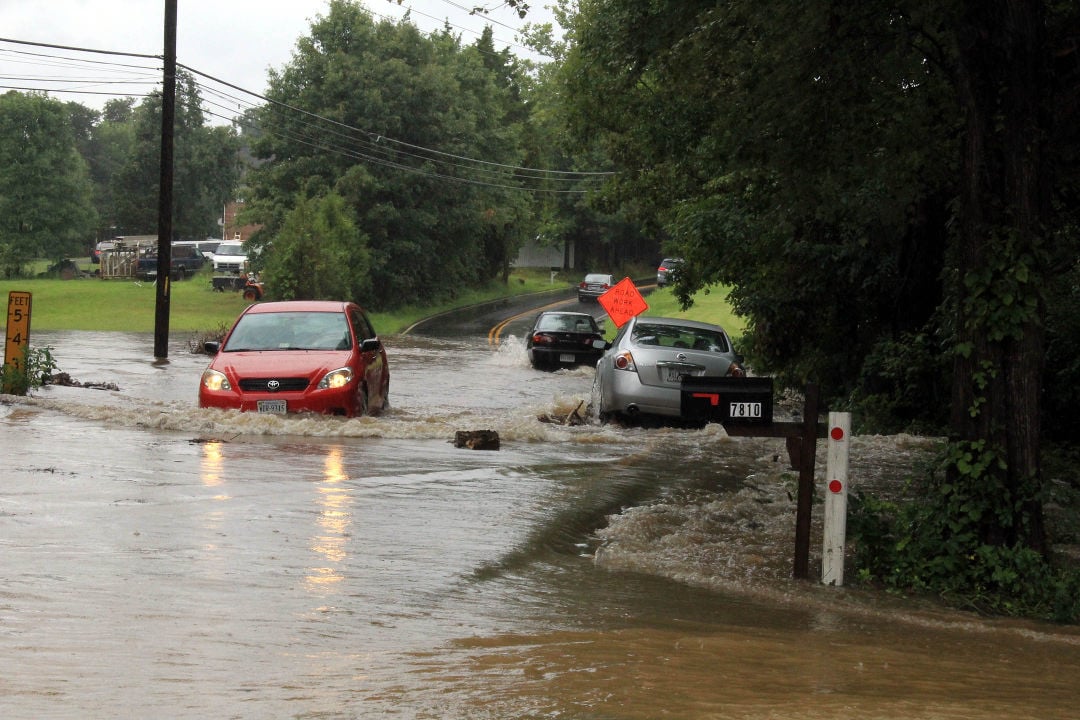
680;376;774;425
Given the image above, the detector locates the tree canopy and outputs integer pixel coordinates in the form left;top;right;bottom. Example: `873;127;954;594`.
557;0;1080;613
0;91;96;273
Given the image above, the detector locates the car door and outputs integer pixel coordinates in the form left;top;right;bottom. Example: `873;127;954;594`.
350;308;388;406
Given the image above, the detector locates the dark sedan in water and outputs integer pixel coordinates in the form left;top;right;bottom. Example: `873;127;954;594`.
526;311;607;369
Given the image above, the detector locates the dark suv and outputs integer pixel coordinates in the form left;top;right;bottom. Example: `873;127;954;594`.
135;243;206;281
656;258;684;287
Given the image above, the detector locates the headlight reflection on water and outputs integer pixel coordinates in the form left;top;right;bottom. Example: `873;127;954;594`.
199;439;226;490
306;446;353;591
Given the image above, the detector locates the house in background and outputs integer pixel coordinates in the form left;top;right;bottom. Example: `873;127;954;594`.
222;200;262;243
514;236;574;269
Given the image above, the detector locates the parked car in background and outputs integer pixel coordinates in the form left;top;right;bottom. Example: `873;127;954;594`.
593;315;744;424
135;242;206;280
90;240;114;263
578;273;615;302
174;239;221;260
199;300;390;418
212;242;249;274
656;258;684;287
526;311;607;369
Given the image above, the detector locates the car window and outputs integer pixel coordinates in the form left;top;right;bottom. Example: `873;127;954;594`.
224;312;350;351
350;309;375;341
631;323;729;352
537;314;596;332
294;313;351;350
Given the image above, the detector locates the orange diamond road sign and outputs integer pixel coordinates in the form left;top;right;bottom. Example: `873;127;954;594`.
598;277;648;327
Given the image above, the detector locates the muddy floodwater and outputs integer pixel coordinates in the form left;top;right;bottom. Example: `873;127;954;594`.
1;330;1078;719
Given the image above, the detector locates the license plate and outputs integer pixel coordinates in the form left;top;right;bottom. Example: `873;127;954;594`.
729;402;762;419
559;353;576;363
257;400;287;414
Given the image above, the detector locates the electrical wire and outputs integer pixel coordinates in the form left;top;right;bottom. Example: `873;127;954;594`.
0;33;610;194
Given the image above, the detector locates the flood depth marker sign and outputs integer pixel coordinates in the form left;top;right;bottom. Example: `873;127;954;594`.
4;291;32;393
598;277;648;327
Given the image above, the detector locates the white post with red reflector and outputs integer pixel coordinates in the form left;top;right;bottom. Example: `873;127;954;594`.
821;412;851;586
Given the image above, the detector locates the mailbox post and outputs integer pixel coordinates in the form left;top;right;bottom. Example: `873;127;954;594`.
684;378;827;580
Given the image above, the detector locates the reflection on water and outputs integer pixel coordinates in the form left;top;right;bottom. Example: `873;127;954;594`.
307;446;352;590
1;331;1078;718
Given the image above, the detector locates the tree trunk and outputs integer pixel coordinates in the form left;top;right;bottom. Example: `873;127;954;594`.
951;0;1047;551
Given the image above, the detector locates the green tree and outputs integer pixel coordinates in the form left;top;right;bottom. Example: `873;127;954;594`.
0;91;96;274
81;99;135;241
111;72;240;239
247;0;534;309
558;0;1080;600
262;190;371;302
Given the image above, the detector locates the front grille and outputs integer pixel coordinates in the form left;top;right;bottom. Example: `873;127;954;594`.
238;377;310;392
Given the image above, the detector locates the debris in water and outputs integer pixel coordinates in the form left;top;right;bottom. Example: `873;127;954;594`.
453;429;500;450
538;400;587;426
48;372;119;391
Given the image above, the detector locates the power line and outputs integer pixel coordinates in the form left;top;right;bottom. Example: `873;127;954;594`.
0;35;613;194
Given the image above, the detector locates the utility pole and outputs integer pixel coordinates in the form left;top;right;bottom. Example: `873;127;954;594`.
154;0;177;360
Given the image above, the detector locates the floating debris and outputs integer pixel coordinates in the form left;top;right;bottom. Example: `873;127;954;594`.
537;400;588;426
47;373;119;391
453;429;500;450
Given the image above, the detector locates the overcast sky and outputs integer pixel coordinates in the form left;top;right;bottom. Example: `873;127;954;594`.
0;0;556;116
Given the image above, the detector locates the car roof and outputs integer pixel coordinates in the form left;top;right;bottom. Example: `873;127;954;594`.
244;300;354;315
631;315;728;333
539;310;593;318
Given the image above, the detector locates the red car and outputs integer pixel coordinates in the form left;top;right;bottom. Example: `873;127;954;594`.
199;300;390;417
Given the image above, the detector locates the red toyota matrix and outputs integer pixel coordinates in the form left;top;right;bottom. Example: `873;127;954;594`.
199;300;390;417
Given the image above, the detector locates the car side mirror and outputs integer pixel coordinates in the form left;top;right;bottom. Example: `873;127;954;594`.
592;339;607;350
360;338;382;352
203;341;220;355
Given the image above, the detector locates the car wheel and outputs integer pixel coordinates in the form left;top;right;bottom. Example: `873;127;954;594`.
242;287;260;301
379;374;390;412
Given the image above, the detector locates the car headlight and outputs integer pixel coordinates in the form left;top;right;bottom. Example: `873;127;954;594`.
318;367;353;389
201;369;231;391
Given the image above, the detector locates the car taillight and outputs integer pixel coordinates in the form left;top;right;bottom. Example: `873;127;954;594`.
613;351;636;371
579;281;586;288
532;333;555;345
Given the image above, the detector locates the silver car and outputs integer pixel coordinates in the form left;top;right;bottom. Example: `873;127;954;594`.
577;273;615;302
593;316;745;423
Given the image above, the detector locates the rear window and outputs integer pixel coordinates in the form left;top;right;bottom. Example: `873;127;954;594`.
537;314;598;332
631;323;729;352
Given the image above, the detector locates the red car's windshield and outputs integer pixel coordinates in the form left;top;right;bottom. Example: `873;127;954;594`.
223;312;352;352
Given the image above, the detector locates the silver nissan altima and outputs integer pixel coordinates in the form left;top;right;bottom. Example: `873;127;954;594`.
592;315;744;424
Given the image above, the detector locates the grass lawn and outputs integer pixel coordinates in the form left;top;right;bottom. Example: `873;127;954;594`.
2;259;743;341
641;285;745;337
0;266;587;335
